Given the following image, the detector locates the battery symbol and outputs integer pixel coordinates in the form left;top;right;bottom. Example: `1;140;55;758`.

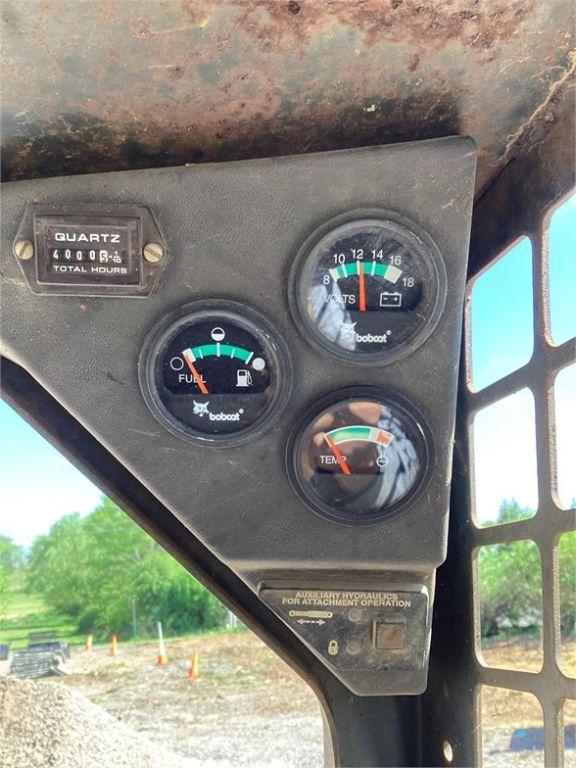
379;291;402;308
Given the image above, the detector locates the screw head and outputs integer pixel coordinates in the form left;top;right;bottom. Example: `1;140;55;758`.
14;239;34;261
143;242;165;264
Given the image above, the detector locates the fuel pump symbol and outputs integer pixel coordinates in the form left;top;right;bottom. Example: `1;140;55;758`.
236;369;253;387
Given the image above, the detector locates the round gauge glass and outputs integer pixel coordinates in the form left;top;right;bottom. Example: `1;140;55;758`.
287;389;432;524
290;211;446;365
139;301;292;445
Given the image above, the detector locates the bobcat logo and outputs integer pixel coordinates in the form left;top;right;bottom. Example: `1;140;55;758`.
341;322;357;337
193;401;210;417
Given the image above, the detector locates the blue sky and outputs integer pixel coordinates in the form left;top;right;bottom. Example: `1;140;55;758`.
0;196;574;544
0;402;102;546
470;195;575;520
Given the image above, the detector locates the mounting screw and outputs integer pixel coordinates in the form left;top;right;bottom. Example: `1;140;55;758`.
143;242;165;264
14;239;34;261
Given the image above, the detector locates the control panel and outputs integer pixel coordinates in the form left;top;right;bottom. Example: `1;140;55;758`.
261;586;429;694
0;137;476;695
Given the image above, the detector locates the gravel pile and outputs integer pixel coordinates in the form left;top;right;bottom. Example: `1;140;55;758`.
0;675;213;768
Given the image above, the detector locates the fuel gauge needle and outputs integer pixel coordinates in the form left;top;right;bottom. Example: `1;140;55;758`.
183;350;209;395
324;434;351;475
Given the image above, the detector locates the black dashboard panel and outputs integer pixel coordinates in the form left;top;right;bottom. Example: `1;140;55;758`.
0;138;476;693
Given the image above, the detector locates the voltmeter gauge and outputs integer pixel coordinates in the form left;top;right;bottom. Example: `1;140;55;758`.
289;211;447;365
287;388;432;524
139;301;292;445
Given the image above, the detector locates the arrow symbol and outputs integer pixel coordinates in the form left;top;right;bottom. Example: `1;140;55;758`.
297;619;325;626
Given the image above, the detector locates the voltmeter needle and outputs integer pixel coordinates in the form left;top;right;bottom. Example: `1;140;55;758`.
324;434;352;475
358;264;366;312
183;353;209;395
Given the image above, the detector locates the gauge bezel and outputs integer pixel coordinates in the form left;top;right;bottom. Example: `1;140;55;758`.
286;387;434;525
288;208;447;367
139;299;293;447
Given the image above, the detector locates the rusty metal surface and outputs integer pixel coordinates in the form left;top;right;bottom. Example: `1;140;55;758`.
1;0;574;191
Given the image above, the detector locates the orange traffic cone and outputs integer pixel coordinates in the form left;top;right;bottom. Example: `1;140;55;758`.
188;651;199;680
84;634;93;652
109;634;118;656
156;642;167;666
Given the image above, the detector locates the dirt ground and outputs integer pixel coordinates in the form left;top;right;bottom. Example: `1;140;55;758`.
40;632;323;768
481;634;576;679
1;632;574;767
479;637;575;767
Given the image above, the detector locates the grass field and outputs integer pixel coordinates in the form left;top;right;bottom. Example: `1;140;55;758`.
0;572;84;649
0;572;240;651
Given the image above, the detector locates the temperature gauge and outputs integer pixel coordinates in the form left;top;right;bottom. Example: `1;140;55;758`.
139;301;292;445
289;211;446;365
287;388;432;524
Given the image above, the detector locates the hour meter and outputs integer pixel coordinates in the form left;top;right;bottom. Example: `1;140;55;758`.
12;203;167;296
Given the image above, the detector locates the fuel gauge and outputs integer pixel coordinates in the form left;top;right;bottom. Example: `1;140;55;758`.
287;388;432;524
139;301;292;445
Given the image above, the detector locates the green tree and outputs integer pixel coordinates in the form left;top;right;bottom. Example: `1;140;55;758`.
27;498;227;638
132;546;226;635
478;500;541;637
27;514;92;617
479;500;576;638
484;498;534;527
0;535;25;609
0;535;24;571
558;530;576;635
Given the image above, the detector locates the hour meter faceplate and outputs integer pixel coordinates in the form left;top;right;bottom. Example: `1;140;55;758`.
35;215;141;286
13;203;167;296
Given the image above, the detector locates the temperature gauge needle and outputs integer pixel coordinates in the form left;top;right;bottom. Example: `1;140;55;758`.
324;434;351;475
358;264;366;312
183;351;209;395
